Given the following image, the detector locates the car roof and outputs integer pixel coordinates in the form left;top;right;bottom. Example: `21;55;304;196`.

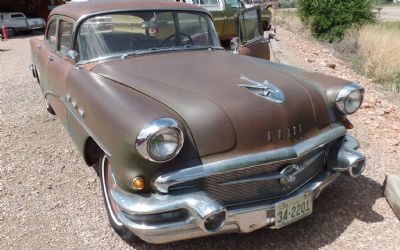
50;0;209;21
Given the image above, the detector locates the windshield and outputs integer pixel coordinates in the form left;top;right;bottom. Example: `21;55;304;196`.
77;11;221;62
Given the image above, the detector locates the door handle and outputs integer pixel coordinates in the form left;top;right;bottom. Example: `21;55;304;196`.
36;44;42;49
47;56;55;61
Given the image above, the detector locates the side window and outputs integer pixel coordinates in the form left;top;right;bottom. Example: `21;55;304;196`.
46;20;57;51
58;20;73;55
239;9;261;42
11;14;24;19
177;13;212;46
225;0;240;9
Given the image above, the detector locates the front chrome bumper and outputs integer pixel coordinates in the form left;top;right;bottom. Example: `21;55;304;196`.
109;132;365;244
112;171;340;243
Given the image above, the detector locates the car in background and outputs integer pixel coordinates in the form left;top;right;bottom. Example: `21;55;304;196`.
171;0;272;60
0;12;46;36
242;0;280;11
176;0;272;36
244;0;280;10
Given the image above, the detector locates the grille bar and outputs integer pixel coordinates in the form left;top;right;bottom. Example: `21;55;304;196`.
170;147;327;206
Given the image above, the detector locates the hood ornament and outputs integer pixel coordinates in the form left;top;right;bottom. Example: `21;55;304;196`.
280;164;300;187
239;75;285;104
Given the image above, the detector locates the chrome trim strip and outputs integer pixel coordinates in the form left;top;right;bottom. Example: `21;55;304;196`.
44;91;111;156
155;126;347;193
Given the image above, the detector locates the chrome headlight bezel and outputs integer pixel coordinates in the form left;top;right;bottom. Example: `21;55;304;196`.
335;83;364;115
136;118;184;163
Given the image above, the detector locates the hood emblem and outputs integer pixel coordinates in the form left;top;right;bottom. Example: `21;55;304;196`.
239;75;285;104
280;164;300;187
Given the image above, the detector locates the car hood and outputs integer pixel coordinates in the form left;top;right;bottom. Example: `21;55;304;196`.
91;50;332;158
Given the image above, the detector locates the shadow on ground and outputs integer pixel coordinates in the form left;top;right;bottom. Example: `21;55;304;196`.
4;30;43;40
129;175;383;250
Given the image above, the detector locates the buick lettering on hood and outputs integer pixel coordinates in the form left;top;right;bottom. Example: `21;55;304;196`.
29;0;366;244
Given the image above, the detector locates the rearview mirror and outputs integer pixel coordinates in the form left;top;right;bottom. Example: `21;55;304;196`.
141;20;167;29
67;50;80;64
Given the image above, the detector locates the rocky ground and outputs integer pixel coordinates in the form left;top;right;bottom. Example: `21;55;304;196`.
0;27;399;249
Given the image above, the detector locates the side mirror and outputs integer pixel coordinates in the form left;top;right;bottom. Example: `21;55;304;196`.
67;50;80;64
240;1;245;9
230;37;240;54
268;33;275;40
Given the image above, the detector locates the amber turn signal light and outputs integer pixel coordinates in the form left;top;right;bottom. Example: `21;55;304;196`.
344;119;354;129
132;177;145;190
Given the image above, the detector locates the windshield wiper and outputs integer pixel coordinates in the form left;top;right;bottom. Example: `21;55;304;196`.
121;47;173;59
120;45;223;59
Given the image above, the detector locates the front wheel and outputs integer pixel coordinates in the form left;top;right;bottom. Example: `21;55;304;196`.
98;155;137;243
45;99;55;115
7;28;16;37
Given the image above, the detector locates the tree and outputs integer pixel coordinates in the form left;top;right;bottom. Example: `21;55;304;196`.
297;0;376;42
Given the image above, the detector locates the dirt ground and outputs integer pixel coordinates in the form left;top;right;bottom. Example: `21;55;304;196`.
1;27;399;249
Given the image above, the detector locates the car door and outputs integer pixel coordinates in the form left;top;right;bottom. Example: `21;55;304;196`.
9;13;28;31
223;0;241;40
37;19;57;95
204;1;226;39
46;17;74;126
188;1;226;40
237;6;270;60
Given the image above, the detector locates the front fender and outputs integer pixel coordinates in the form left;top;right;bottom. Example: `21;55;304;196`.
65;69;201;192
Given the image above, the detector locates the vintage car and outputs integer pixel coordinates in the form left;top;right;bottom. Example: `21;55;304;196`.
0;12;46;36
172;0;272;36
243;0;280;10
29;0;366;244
171;0;272;60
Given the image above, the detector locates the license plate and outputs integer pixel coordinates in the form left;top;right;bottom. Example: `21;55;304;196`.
275;192;313;229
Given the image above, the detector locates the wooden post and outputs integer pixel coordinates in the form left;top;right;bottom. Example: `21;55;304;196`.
385;175;400;220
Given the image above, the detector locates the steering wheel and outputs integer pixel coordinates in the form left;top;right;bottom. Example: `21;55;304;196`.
161;33;194;47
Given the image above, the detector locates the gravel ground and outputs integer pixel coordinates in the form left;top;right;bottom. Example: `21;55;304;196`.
1;28;399;249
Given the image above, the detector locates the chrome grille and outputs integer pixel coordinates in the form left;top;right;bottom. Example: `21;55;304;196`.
170;148;327;206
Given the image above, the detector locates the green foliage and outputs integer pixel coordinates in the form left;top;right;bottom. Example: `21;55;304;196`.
297;0;376;42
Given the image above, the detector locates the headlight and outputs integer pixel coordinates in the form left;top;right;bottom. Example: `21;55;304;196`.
335;83;364;115
136;118;184;163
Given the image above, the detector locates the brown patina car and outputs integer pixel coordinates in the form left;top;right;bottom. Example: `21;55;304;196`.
29;0;366;244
